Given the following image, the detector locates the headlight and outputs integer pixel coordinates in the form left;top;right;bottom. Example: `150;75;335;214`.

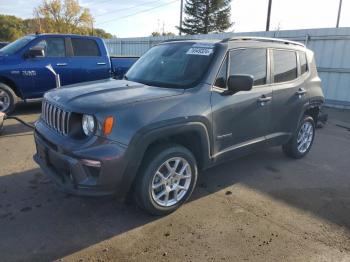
82;114;95;136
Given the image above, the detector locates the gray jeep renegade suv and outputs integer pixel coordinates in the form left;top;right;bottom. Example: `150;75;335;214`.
34;37;324;215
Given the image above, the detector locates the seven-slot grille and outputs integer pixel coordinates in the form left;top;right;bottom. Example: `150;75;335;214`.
41;100;71;135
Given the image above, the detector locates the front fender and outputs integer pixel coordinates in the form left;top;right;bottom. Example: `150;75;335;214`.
115;120;212;198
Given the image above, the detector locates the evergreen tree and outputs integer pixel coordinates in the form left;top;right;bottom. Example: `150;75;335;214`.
180;0;232;35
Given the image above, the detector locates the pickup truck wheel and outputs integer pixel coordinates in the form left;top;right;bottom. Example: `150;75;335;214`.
0;83;17;114
135;144;198;216
282;116;315;159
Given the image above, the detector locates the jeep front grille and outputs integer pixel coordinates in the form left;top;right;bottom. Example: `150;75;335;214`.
41;100;71;136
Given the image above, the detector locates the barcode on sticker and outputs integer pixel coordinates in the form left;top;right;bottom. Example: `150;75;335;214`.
186;47;213;56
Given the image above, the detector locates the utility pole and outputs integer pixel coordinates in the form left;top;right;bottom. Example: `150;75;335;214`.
179;0;184;35
336;0;343;28
266;0;272;31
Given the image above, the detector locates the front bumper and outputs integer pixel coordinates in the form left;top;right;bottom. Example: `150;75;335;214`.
34;128;128;197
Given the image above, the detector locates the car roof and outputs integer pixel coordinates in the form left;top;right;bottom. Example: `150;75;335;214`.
29;33;101;40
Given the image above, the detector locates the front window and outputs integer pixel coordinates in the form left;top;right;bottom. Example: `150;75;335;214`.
229;48;267;86
33;38;66;57
0;35;36;55
125;42;216;88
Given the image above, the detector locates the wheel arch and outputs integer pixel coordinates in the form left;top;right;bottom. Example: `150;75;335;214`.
116;122;212;199
0;76;22;99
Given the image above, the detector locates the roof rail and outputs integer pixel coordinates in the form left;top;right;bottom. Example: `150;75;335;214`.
221;36;305;47
160;38;195;43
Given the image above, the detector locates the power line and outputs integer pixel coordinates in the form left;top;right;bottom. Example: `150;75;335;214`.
93;0;163;18
96;0;179;26
83;0;115;7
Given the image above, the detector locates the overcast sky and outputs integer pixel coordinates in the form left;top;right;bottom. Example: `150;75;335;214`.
0;0;349;38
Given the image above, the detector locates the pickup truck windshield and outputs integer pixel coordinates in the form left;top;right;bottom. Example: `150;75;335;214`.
125;42;216;88
0;35;36;55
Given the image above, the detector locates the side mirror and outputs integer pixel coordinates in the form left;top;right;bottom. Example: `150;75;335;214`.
225;74;254;95
25;46;45;59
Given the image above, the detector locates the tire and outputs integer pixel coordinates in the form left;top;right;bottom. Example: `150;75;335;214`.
282;115;315;159
135;144;198;216
0;83;17;114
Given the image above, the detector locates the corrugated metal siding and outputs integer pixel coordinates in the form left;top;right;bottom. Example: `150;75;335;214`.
105;28;350;107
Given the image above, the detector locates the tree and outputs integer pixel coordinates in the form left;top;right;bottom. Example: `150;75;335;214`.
34;0;93;34
179;0;232;35
0;15;25;41
0;14;113;41
92;28;113;39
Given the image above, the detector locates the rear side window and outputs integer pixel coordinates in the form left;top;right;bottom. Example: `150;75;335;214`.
229;48;267;86
299;51;308;75
34;38;66;57
71;38;100;57
273;50;297;83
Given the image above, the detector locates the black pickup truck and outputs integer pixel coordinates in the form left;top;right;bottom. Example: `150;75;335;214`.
34;37;324;215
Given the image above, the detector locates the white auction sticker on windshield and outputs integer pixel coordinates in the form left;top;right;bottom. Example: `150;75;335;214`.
192;43;215;48
186;47;213;56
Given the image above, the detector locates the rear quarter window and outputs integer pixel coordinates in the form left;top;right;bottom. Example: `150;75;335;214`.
299;51;308;75
71;38;101;57
273;50;297;83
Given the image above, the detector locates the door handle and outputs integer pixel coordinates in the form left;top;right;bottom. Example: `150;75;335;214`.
56;63;68;66
295;88;307;96
97;62;106;65
258;95;272;103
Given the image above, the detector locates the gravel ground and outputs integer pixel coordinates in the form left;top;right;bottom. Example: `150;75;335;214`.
0;102;349;262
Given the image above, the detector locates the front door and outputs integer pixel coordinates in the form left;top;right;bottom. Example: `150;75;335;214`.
211;48;272;159
21;37;71;98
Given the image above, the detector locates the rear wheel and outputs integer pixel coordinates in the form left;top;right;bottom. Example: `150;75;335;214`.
283;116;315;159
0;83;17;114
135;144;198;216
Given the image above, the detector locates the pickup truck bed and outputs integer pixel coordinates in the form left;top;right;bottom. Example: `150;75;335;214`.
110;56;139;79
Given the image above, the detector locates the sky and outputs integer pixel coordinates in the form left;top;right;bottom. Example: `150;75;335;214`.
0;0;349;38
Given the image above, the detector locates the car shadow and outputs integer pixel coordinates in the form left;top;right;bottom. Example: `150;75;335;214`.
0;122;34;137
13;100;42;116
0;124;349;261
1;88;348;258
0;101;41;137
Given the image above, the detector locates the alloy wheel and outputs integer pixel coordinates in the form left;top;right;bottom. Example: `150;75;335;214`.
151;157;192;207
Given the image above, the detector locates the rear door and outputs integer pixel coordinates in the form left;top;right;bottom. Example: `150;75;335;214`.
211;48;273;159
268;49;309;145
69;38;110;83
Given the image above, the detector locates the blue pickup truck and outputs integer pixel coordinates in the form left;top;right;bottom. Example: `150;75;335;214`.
0;34;138;113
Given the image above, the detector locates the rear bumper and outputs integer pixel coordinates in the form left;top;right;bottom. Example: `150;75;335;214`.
34;129;129;197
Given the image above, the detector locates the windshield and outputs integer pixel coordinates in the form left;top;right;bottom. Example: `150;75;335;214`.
0;35;36;55
125;42;216;88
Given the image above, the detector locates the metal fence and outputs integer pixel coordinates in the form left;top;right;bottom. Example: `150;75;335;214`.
105;28;350;108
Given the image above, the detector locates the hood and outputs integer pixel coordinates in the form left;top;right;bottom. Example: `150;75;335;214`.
45;78;185;112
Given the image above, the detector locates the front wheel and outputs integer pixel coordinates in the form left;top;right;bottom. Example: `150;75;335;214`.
135;144;198;216
283;116;315;159
0;83;17;114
